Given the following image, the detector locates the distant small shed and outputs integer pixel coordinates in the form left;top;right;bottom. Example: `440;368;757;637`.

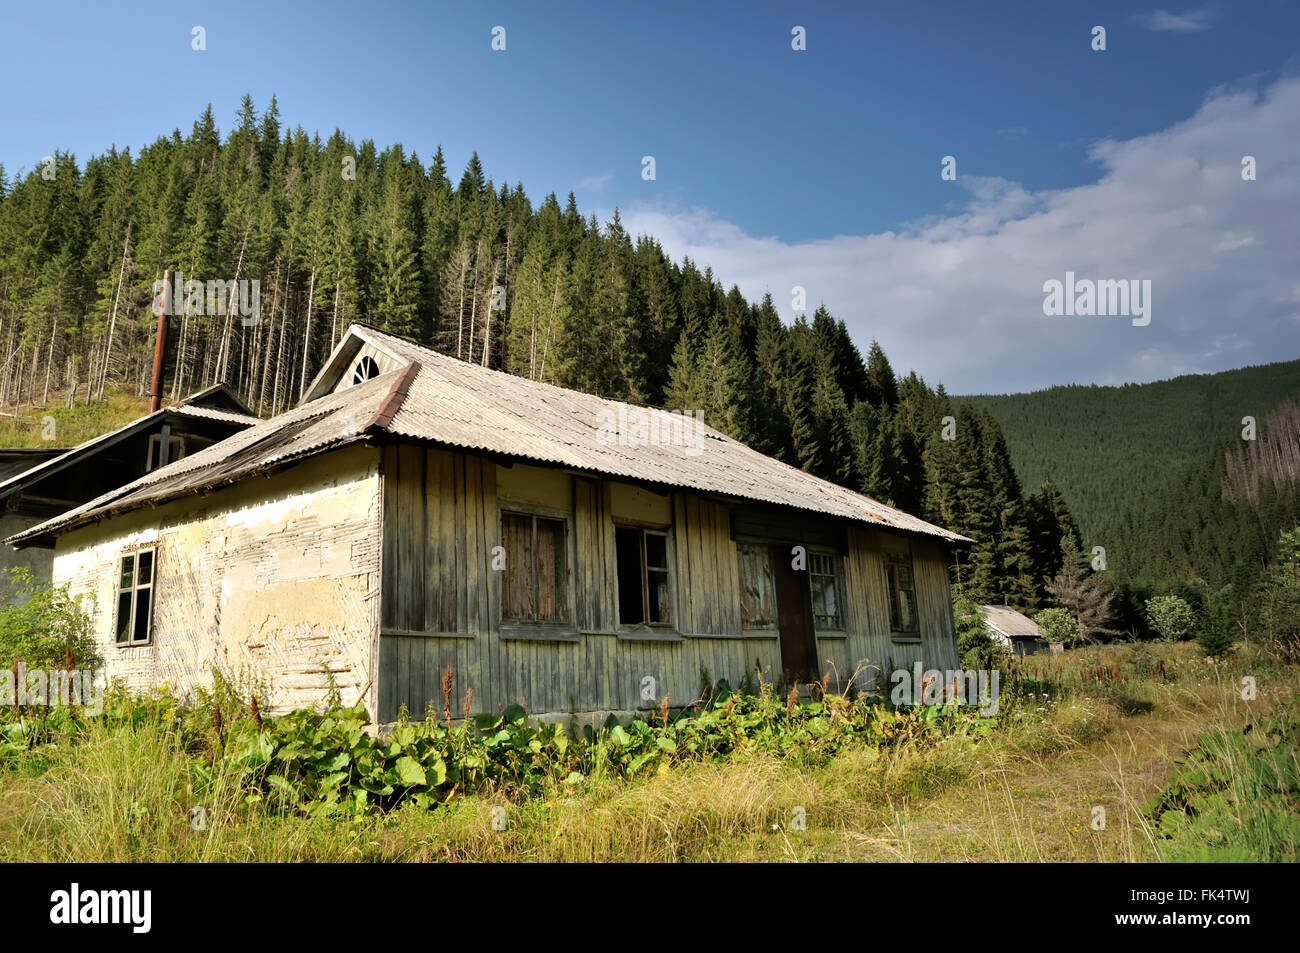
981;605;1045;656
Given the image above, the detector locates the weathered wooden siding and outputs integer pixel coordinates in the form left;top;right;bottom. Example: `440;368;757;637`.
379;445;496;719
838;527;959;691
911;539;960;670
52;446;383;714
672;495;742;636
573;477;616;632
379;448;960;722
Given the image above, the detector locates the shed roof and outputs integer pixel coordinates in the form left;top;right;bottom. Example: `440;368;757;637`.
9;325;972;547
981;605;1041;639
0;388;260;507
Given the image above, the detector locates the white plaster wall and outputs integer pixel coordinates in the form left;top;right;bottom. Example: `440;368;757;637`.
51;445;382;715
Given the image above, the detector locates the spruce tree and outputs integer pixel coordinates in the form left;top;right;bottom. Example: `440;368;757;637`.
1046;535;1118;642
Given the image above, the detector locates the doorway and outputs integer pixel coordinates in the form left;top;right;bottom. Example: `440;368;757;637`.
771;544;816;683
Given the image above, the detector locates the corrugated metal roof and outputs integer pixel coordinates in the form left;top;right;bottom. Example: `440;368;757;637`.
981;605;1040;638
9;325;972;546
169;404;261;426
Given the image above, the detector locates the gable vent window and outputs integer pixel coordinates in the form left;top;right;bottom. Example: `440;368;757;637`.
115;548;156;646
352;356;380;385
615;526;671;626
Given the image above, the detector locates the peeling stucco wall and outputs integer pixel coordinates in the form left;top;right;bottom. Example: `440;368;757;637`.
51;445;382;716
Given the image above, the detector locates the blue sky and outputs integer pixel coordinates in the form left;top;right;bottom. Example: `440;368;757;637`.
2;1;1298;392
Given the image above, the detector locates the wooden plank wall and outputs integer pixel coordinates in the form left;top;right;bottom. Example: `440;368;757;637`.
573;477;616;632
380;447;959;722
672;494;741;635
839;527;960;692
912;539;960;670
380;446;496;720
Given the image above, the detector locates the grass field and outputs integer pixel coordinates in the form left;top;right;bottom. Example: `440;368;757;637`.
0;388;149;449
1;642;1295;862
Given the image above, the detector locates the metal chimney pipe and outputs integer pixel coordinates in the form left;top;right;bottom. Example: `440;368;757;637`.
148;269;171;413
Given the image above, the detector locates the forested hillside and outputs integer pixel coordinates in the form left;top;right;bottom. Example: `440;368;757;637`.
1086;397;1300;642
959;360;1300;542
1104;399;1300;604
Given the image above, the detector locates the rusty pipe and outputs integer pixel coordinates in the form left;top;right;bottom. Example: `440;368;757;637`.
148;269;170;413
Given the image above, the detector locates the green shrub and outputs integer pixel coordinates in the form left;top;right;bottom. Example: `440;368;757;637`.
1145;698;1300;861
1144;595;1196;644
0;568;98;669
1035;607;1082;647
4;679;996;818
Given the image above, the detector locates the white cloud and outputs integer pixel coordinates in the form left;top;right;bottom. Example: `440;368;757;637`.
616;76;1300;394
1135;7;1220;32
575;172;614;192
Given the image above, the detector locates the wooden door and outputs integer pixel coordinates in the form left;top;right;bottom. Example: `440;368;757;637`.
771;545;815;682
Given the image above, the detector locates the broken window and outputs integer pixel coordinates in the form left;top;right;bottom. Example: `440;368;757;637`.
809;551;845;630
501;512;570;623
886;550;919;633
738;543;777;630
115;548;155;645
615;526;671;626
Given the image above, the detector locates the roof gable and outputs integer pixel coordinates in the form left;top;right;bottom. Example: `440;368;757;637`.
8;371;396;546
300;329;411;403
177;382;256;416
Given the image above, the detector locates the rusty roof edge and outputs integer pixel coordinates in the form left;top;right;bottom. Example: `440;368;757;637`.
365;361;422;432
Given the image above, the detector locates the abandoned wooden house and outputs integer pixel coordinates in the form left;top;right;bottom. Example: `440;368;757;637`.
8;325;971;724
0;384;259;587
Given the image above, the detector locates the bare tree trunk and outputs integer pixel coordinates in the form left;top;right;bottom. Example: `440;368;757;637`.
330;282;341;351
299;268;317;400
481;258;501;367
65;356;77;408
217;222;250;382
271;279;288;415
257;261;282;416
172;307;189;401
466;247;483;365
538;267;562;383
99;221;132;401
42;315;57;406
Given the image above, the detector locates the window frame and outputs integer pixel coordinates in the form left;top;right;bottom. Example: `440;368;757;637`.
613;522;674;630
352;355;381;385
146;433;186;472
498;504;574;631
807;548;848;634
737;541;779;632
114;546;157;647
884;545;921;638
